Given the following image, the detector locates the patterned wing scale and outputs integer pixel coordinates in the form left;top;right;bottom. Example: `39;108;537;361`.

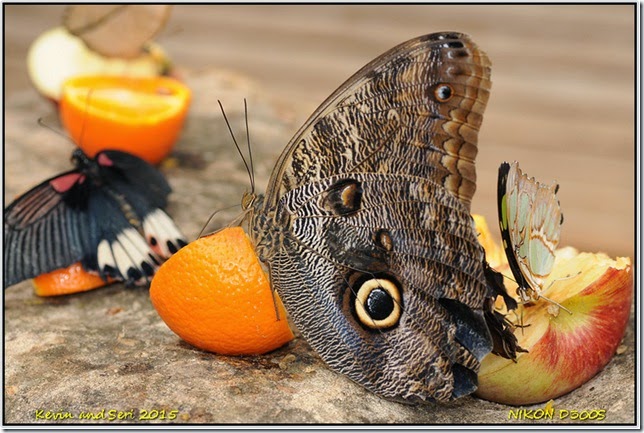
265;32;491;210
498;161;562;302
4;148;186;288
265;174;492;401
250;33;497;402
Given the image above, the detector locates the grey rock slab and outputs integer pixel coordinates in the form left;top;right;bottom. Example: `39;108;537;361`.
3;69;636;425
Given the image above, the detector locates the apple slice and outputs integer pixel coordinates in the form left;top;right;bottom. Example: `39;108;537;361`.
476;246;633;405
27;26;171;101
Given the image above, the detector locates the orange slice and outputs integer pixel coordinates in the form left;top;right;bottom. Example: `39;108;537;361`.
60;75;191;164
150;227;294;355
33;262;112;296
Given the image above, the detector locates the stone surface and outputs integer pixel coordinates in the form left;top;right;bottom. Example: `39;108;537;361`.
3;69;636;425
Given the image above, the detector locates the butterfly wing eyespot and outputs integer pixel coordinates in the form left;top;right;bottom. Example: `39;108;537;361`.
433;83;454;102
319;178;363;216
353;278;402;330
373;229;394;252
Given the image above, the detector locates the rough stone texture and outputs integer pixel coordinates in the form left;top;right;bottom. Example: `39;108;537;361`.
4;69;636;425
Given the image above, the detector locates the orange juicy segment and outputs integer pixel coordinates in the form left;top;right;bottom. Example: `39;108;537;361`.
60;75;191;164
65;84;184;120
150;227;294;355
33;262;111;296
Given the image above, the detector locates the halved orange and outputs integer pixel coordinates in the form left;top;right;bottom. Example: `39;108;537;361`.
59;75;191;164
33;262;112;296
150;227;294;355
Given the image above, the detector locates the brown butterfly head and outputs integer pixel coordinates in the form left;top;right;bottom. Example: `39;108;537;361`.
241;190;257;212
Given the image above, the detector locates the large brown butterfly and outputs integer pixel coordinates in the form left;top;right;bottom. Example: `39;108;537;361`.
239;32;517;403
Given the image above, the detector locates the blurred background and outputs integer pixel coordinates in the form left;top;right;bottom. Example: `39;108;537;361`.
4;4;635;258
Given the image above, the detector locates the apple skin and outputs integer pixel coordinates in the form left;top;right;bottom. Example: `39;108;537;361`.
475;248;633;405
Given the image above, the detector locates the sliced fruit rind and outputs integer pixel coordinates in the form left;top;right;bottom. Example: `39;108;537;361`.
473;216;633;405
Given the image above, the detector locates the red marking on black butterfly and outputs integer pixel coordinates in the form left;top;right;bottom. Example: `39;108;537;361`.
97;153;114;166
4;148;187;288
49;173;86;193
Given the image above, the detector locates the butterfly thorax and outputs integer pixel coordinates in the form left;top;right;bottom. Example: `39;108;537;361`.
240;190;256;211
72;149;142;230
71;149;104;184
247;193;289;264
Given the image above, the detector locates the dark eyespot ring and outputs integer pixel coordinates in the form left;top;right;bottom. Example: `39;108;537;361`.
354;278;402;329
434;84;454;102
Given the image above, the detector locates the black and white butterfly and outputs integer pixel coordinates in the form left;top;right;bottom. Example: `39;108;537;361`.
4;148;186;288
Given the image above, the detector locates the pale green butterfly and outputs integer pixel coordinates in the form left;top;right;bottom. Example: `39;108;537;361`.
497;161;565;307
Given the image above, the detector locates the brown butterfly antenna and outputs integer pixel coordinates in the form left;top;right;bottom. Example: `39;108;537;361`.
216;99;283;322
198;100;258;239
244;98;255;195
217;99;255;195
514;307;531;335
197;204;243;240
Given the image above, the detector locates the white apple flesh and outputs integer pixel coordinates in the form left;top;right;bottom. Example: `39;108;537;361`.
475;246;633;405
27;26;170;101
